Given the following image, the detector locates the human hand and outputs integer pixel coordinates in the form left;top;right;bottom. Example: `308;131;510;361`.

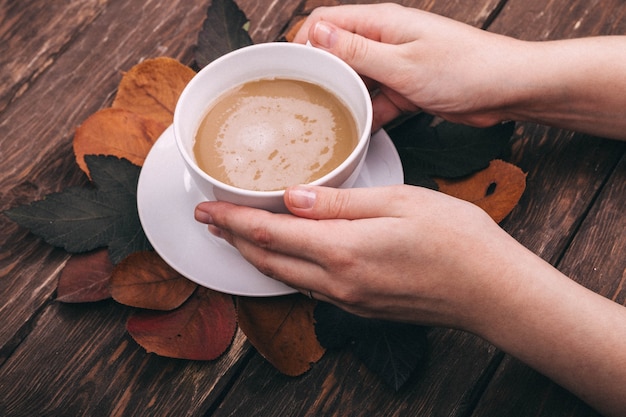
195;184;525;331
195;184;626;416
293;3;528;130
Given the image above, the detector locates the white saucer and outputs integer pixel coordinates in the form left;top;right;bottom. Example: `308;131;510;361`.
137;126;403;296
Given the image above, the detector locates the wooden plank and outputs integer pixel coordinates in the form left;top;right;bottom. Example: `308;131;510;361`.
237;0;304;42
340;0;504;27
0;0;111;360
561;155;626;303
0;0;209;355
213;329;500;417
0;0;303;354
472;356;603;417
489;0;626;40
2;0;621;416
0;0;107;113
0;300;252;416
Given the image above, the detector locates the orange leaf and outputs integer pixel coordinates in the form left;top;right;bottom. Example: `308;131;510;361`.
57;249;113;303
237;294;326;376
110;251;197;310
127;287;236;360
73;107;166;176
112;57;196;127
435;159;527;223
284;17;306;42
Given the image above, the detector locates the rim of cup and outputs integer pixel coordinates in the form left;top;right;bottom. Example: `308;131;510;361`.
174;42;373;198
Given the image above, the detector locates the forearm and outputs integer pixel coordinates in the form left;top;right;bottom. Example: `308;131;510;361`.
505;36;626;140
472;239;626;416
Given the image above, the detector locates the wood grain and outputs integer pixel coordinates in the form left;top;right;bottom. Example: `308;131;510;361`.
0;0;106;113
0;301;251;416
1;0;624;415
213;329;499;417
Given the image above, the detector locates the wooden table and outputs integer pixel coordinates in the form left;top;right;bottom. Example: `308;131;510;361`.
1;0;625;416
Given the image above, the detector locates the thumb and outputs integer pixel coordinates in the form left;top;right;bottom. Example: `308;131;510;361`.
308;21;392;83
284;184;406;220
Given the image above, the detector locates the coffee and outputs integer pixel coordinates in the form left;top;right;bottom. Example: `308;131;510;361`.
193;78;358;191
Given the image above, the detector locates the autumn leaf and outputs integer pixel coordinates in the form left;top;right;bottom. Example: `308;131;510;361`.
127;287;236;360
112;57;196;127
435;159;527;223
73;108;166;176
283;17;306;43
237;294;325;376
314;302;428;391
388;113;514;186
195;0;253;69
110;251;197;310
56;249;113;303
4;155;151;264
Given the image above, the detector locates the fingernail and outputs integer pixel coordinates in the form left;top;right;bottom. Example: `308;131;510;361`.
194;206;213;224
313;21;338;49
287;186;316;209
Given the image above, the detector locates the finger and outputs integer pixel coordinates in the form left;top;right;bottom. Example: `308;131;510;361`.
307;20;403;86
371;88;421;130
284;184;410;220
372;92;401;130
196;202;350;296
211;222;334;299
195;201;340;261
293;4;415;45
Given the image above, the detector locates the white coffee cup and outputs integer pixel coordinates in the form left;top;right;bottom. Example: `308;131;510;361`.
174;42;372;212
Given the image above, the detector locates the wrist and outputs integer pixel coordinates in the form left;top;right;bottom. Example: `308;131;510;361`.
498;37;626;139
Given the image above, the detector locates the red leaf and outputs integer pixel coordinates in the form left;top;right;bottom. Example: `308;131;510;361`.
126;287;236;360
57;249;113;303
110;251;197;310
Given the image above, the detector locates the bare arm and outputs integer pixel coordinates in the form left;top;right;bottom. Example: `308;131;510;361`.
294;3;626;140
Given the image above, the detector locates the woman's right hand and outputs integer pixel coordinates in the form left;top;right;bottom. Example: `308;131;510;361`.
293;3;626;140
293;3;528;130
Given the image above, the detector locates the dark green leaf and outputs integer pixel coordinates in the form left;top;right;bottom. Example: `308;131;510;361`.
4;155;151;264
388;113;514;184
315;302;428;391
195;0;253;69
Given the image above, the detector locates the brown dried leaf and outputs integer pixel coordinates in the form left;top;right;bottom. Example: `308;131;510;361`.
435;159;527;223
110;251;197;310
127;287;236;360
57;249;113;303
112;57;196;126
237;294;325;376
73;108;166;176
284;17;306;42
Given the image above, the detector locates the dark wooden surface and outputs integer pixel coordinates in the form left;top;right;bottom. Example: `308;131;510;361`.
1;0;624;416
